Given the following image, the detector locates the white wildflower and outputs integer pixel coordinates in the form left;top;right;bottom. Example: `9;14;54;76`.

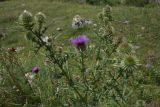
42;36;51;46
25;72;35;85
72;15;84;29
72;15;92;29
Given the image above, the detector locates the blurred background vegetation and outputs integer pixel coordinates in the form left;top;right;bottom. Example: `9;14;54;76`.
46;0;160;6
1;0;160;6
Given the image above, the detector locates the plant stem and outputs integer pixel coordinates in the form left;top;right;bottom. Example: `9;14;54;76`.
32;29;88;106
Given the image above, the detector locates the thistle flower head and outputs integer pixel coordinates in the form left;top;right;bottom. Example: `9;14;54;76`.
19;10;33;24
121;55;139;72
70;35;89;51
32;66;40;73
70;35;89;46
103;5;112;13
100;5;112;22
35;12;46;23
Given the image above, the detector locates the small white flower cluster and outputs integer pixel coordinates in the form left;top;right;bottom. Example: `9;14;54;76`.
72;15;92;29
25;73;35;85
42;36;52;46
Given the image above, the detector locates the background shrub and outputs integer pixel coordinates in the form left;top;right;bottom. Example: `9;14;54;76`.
125;0;149;6
104;0;121;5
86;0;99;5
86;0;121;5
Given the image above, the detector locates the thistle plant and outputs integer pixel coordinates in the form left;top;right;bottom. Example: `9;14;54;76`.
15;6;143;107
0;48;41;106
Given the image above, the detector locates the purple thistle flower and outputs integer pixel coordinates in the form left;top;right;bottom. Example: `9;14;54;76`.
70;35;89;51
70;35;89;46
32;66;40;73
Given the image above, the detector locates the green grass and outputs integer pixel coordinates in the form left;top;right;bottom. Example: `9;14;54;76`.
0;0;100;46
0;0;160;59
0;0;160;106
0;0;160;83
1;0;160;75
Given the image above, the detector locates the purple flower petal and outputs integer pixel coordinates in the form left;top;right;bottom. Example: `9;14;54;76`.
70;35;89;46
32;66;40;73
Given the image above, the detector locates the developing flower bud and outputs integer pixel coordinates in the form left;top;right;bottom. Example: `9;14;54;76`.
35;12;46;23
121;55;139;72
19;10;33;25
103;5;112;14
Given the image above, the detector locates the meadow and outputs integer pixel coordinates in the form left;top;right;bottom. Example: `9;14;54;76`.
0;0;160;107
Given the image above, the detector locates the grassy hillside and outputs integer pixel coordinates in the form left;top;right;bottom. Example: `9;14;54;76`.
0;0;160;58
0;0;160;106
0;0;100;46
